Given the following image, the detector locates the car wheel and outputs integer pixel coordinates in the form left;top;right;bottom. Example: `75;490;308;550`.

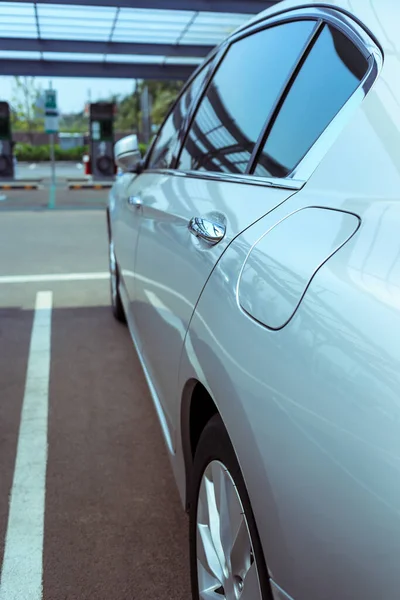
109;237;126;323
189;414;272;600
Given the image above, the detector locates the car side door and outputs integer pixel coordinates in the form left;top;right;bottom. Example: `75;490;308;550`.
117;61;215;342
130;18;319;448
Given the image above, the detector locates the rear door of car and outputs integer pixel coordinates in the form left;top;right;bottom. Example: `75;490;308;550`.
179;14;382;600
128;16;319;445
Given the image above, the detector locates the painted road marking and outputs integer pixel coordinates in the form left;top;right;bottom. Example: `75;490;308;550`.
0;291;53;600
0;272;110;284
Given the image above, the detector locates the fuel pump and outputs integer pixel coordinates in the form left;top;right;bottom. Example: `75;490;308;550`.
89;102;115;179
0;102;14;179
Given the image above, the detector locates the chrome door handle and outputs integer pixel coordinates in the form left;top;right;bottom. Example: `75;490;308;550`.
188;217;226;245
128;195;142;208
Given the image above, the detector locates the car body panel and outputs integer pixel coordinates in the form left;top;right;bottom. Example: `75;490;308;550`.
238;207;360;329
110;171;141;335
130;170;297;445
179;192;400;600
107;2;400;599
177;45;400;599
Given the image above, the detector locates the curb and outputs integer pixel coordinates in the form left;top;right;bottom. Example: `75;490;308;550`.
0;183;40;190
68;183;113;190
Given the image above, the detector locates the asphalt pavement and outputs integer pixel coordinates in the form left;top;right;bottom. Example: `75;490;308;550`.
0;209;191;599
15;161;85;181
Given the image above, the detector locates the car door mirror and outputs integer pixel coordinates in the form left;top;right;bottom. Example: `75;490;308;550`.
114;134;142;173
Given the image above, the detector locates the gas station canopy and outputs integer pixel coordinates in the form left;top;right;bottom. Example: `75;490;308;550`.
0;0;279;79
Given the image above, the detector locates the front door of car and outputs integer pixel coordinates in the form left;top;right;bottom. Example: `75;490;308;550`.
117;61;214;341
112;68;206;336
111;169;149;346
130;19;317;446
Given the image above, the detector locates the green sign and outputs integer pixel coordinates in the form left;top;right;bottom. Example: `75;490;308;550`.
45;90;57;111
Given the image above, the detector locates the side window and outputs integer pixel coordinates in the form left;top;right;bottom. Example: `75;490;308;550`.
147;65;211;171
254;24;369;178
177;20;316;174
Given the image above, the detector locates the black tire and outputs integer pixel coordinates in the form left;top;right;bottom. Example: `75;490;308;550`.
108;240;126;324
110;259;126;323
96;154;114;176
189;414;272;600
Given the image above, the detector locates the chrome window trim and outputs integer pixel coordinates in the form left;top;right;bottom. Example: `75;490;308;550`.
173;12;321;178
243;7;383;182
287;50;382;182
245;19;324;178
234;4;382;56
144;6;382;192
143;168;304;191
318;7;378;57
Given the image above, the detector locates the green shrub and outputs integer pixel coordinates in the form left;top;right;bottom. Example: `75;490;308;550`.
15;142;148;162
55;145;89;161
139;142;148;156
15;143;89;162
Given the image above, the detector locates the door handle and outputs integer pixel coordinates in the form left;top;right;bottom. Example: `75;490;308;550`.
188;217;226;245
128;195;142;209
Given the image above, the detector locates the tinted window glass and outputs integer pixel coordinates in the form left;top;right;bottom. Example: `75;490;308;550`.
254;25;369;178
148;65;211;170
178;20;315;174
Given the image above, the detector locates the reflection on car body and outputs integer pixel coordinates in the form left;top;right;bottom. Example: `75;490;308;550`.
107;1;400;599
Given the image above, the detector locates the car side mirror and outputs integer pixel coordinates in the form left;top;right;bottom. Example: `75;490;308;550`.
114;134;142;173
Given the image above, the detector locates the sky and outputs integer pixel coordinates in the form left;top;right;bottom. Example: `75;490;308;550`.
0;76;137;113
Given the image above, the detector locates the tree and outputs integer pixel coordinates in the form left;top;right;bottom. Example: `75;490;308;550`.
59;111;88;134
11;76;44;139
112;80;184;134
143;80;184;126
114;92;140;132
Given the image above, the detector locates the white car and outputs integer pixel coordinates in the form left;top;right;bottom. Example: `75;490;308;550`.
107;1;400;598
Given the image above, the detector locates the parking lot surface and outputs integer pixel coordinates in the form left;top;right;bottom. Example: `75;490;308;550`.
15;161;85;181
0;208;190;599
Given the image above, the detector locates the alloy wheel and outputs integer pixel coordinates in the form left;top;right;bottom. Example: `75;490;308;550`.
196;460;262;600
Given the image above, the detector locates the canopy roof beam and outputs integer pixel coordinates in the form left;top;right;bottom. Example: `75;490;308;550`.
0;59;196;79
0;37;213;57
6;0;277;14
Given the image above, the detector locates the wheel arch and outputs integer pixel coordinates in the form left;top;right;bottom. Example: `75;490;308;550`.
181;379;219;511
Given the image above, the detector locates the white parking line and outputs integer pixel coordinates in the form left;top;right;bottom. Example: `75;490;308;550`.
0;291;53;600
0;272;109;284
